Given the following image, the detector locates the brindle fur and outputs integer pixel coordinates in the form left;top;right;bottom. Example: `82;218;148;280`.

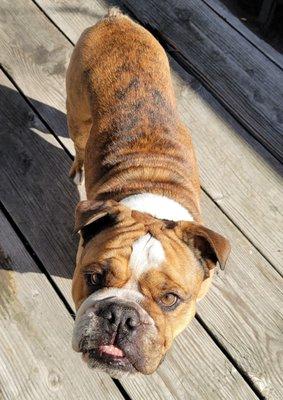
66;12;201;221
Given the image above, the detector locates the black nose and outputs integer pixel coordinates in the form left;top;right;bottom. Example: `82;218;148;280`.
99;302;140;332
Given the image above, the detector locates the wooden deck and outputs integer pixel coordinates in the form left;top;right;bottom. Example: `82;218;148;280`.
0;1;282;399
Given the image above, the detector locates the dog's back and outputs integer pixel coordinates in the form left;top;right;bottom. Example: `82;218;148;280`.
66;9;201;220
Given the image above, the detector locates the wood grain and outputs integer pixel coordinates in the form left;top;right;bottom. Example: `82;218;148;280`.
0;59;259;400
201;0;283;69
0;75;77;302
0;0;73;154
0;210;124;400
121;0;283;161
26;0;283;272
199;193;283;400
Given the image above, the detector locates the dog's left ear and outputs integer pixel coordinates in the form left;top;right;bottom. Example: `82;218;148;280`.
174;222;231;271
74;199;131;243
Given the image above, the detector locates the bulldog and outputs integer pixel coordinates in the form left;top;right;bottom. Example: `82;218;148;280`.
66;8;230;377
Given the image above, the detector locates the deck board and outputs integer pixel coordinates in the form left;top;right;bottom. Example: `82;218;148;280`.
4;0;281;274
202;0;283;69
0;210;124;400
0;68;259;400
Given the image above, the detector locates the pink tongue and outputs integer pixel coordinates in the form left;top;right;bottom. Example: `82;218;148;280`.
99;345;124;358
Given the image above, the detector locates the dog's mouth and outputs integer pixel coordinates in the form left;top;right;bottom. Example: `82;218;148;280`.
82;345;135;372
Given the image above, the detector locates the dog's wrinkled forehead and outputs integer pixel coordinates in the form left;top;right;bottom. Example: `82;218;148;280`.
75;199;230;286
129;233;165;277
77;230;167;306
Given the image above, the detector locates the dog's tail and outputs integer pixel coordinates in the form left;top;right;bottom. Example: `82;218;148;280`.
107;7;123;18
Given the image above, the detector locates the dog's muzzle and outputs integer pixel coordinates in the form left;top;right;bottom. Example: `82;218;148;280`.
72;295;163;376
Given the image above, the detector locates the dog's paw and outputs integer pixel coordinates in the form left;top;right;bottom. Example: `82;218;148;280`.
73;170;83;185
69;160;83;185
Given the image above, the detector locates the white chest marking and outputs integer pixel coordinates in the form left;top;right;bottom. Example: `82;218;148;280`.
120;193;193;222
129;233;165;278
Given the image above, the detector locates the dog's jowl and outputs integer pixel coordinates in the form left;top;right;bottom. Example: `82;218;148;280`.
67;8;231;377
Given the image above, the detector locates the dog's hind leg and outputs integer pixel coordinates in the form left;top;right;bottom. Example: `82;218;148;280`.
66;43;92;185
67;108;91;185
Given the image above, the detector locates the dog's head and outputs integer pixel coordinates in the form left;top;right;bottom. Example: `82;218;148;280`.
72;199;230;377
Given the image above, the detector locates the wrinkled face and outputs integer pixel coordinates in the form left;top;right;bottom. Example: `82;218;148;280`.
72;200;230;377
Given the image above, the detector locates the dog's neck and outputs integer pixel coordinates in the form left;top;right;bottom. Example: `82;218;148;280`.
120;193;194;222
75;170;194;222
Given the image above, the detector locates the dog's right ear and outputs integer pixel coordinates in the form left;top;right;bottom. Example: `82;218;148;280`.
74;200;131;243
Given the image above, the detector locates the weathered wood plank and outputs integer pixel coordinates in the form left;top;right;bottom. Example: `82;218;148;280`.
0;210;124;400
0;56;259;400
0;79;77;302
198;195;283;400
201;0;283;69
121;0;283;161
24;0;283;273
0;0;73;154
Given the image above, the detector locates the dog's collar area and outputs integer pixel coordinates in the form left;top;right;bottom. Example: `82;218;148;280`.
120;193;194;222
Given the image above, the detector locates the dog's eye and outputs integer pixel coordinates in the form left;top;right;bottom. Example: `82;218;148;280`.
86;273;96;286
158;292;180;310
84;271;106;291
